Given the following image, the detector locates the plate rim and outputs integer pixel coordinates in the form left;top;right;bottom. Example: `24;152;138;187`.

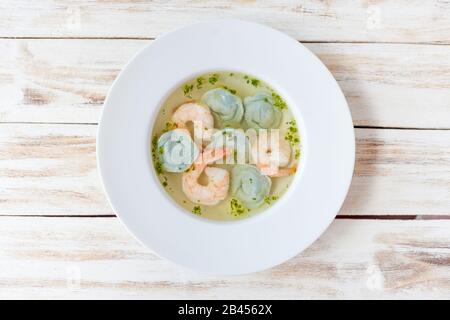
97;19;355;275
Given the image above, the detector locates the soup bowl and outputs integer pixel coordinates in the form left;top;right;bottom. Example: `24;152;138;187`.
97;20;355;275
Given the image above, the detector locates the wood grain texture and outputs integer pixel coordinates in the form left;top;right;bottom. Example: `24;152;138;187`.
342;129;450;215
0;0;448;300
0;40;126;124
0;216;448;299
309;43;450;129
0;124;110;215
1;40;450;128
1;1;450;43
1;124;449;216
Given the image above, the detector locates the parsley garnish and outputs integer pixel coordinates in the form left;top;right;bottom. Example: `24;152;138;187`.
183;84;193;97
196;77;205;89
192;206;202;215
208;74;219;85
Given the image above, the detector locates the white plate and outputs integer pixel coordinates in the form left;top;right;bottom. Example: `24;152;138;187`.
97;20;354;275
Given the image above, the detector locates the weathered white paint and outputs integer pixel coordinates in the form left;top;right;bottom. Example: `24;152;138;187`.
1;1;449;43
1;0;449;300
0;124;449;216
1;40;450;128
0;217;448;299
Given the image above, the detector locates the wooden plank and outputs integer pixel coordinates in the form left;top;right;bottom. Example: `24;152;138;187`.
1;1;450;43
0;124;111;215
0;216;448;299
1;40;450;128
0;124;449;216
341;129;450;215
0;39;129;124
309;43;450;129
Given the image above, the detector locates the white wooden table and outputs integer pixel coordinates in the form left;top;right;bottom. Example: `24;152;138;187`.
0;1;449;299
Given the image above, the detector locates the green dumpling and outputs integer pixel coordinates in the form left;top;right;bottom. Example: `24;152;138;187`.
157;129;199;172
243;92;282;130
231;165;271;209
201;88;244;128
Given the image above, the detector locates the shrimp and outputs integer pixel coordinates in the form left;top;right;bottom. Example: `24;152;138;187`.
182;147;231;206
250;130;296;177
171;102;215;143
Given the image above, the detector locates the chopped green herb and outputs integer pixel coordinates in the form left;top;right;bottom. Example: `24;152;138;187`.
285;119;300;146
161;176;168;187
295;148;301;160
183;84;194;97
151;135;164;174
230;198;247;216
250;78;260;87
151;135;158;158
155;161;163;174
196;77;205;89
162;121;178;133
222;86;237;95
208;74;219;85
192;206;202;215
264;195;279;205
272;92;287;110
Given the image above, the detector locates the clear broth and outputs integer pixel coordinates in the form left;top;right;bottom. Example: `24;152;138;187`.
151;71;301;221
